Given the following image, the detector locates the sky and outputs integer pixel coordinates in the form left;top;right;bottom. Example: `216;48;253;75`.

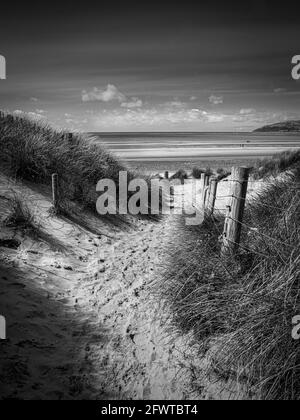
0;0;300;132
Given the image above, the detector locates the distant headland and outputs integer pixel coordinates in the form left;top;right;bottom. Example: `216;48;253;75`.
254;120;300;132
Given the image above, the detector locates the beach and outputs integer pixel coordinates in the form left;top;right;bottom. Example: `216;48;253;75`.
1;111;299;400
89;132;300;173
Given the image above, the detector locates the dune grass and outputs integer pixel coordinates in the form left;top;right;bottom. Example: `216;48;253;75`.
160;171;300;400
3;192;40;235
170;168;189;182
191;166;214;179
253;149;300;179
0;113;137;211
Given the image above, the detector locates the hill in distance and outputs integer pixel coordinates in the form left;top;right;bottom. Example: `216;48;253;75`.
254;120;300;132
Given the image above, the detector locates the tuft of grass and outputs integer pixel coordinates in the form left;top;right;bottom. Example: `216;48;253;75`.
191;166;213;179
159;173;300;400
3;193;39;234
170;169;189;182
191;167;205;179
253;149;300;179
215;169;231;181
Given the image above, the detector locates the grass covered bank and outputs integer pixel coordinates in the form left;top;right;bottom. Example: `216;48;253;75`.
0;113;135;211
160;168;300;400
253;149;300;179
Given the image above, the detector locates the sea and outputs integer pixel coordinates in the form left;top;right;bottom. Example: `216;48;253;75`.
88;132;300;171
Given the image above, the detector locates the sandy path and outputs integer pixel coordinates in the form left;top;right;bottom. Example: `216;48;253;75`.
1;173;265;399
68;177;265;400
1;173;264;400
82;215;204;400
0;175;204;400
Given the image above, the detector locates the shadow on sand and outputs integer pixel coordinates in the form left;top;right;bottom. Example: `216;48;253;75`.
0;261;117;400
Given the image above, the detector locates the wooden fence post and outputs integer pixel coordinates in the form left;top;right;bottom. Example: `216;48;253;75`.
207;178;218;216
170;185;174;198
201;173;206;208
203;175;210;208
221;167;250;256
170;185;175;209
52;173;59;210
192;178;196;207
0;315;6;340
181;177;185;211
205;177;211;208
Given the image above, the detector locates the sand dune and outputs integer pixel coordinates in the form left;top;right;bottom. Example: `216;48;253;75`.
0;172;265;399
0;175;203;399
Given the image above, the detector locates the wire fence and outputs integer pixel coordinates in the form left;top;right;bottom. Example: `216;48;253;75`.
189;168;300;258
1;164;299;262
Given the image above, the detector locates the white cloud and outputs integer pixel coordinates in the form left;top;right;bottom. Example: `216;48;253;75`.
65;118;87;125
90;106;226;130
207;114;225;123
209;94;224;105
239;108;256;115
28;112;46;120
81;84;144;112
232;109;299;126
121;97;143;108
13;110;45;120
273;88;287;93
82;84;126;103
162;100;187;113
30;97;38;102
165;100;185;108
190;96;197;101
